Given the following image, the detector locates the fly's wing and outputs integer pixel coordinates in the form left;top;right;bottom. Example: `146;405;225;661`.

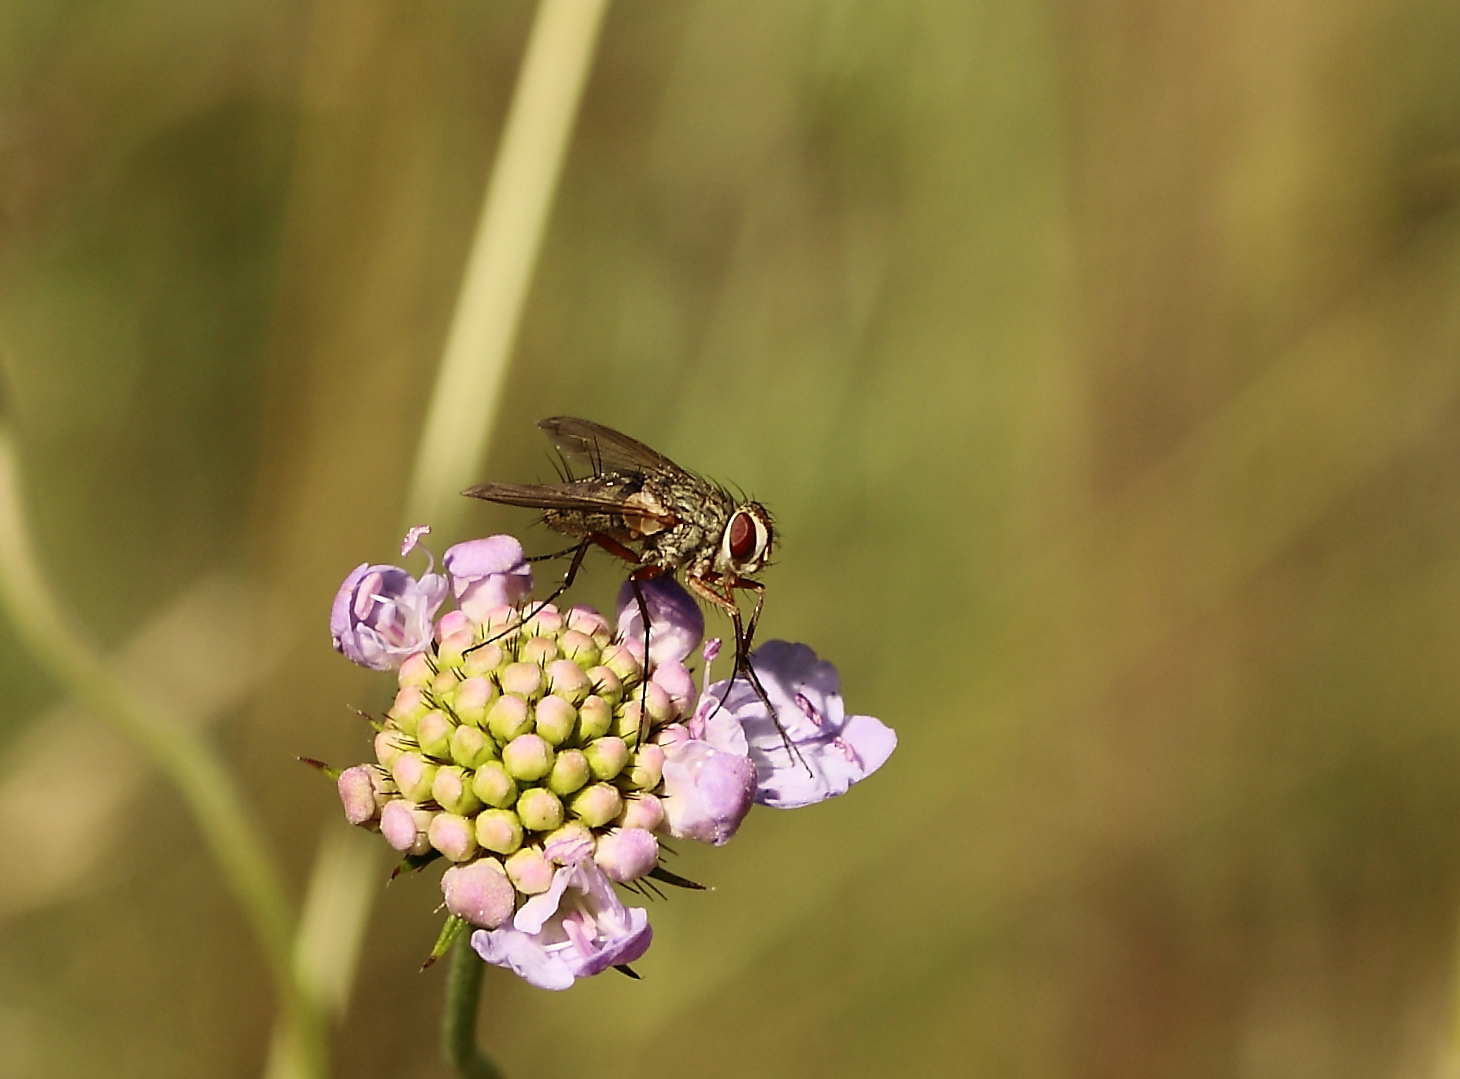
462;480;676;521
538;416;690;481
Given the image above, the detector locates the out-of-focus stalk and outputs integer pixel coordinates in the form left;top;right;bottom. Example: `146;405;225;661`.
283;2;613;1076
0;424;327;1079
404;0;613;537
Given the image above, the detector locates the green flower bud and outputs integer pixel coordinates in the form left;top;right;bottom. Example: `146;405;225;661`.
486;695;532;743
522;607;564;638
388;686;429;735
416;709;454;760
621;742;666;791
586;666;623;706
614;700;646;744
505;846;554;893
600;643;642;687
390;752;438;803
451;676;495;727
449;724;494;769
431;669;460;699
436;627;474;670
431;765;483;816
519;635;560;667
584;736;629;781
499;661;543;699
534;694;577;746
576;695;613;741
558;629;600;668
502;733;554;781
568;782;622;828
471;761;518;809
516;787;564;832
463;642;505;679
546;659;591;705
428;813;479;862
644;682;676;728
374;727;411;769
546;748;590;796
397;651;434;688
475;809;524;855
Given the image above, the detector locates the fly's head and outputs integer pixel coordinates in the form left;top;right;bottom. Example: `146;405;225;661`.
715;501;774;581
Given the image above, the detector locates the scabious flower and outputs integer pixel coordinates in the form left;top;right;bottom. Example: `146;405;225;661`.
326;530;895;989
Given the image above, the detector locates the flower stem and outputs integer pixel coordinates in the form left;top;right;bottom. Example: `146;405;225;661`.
0;425;327;1078
443;935;503;1079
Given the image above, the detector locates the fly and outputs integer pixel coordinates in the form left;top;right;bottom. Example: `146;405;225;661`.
463;416;782;736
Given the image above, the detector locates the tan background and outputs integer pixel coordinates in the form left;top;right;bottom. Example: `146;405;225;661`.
3;1;1460;1076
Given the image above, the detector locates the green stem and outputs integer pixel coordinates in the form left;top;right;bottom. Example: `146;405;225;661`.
443;935;503;1079
0;426;327;1079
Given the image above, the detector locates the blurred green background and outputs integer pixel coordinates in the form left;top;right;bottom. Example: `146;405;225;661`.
4;1;1460;1077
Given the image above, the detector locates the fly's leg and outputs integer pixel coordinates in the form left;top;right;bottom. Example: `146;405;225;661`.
625;570;659;745
470;537;601;654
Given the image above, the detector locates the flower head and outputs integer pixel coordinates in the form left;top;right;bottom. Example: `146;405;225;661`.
325;529;895;988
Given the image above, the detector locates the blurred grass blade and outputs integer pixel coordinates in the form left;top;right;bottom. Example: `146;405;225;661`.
0;424;326;1079
403;0;613;535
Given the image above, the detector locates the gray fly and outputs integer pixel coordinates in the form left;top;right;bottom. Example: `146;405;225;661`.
463;417;782;731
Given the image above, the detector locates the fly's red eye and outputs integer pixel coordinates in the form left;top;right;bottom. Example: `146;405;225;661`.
728;511;757;561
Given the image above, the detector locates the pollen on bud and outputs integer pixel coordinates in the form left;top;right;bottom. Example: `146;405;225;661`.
390;752;438;803
587;666;623;705
428;813;479;862
623;743;666;791
486;695;532;743
415;710;453;759
546;749;590;795
584;736;629;781
516;787;565;832
502;734;554;781
441;859;515;928
338;764;386;825
617;793;665;831
472;761;519;808
558;630;600;667
437;627;475;669
398;651;434;688
576;696;613;740
545;659;591;704
594;828;659;883
452;677;495;727
519;635;559;667
449;724;493;769
566;604;611;641
599;643;642;687
500;661;543;699
436;608;473;642
374;728;411;769
534;695;577;746
475;808;525;854
380;801;434;855
568;782;622;828
505;846;555;894
431;766;483;816
463;643;504;679
389;685;429;733
522;605;563;638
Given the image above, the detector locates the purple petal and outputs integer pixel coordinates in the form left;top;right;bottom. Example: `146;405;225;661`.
331;563;447;671
445;535;533;619
472;859;653;990
699;640;896;809
615;578;704;667
659;737;757;845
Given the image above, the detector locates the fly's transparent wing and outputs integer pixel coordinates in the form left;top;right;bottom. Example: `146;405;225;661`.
538;416;690;481
462;480;677;521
